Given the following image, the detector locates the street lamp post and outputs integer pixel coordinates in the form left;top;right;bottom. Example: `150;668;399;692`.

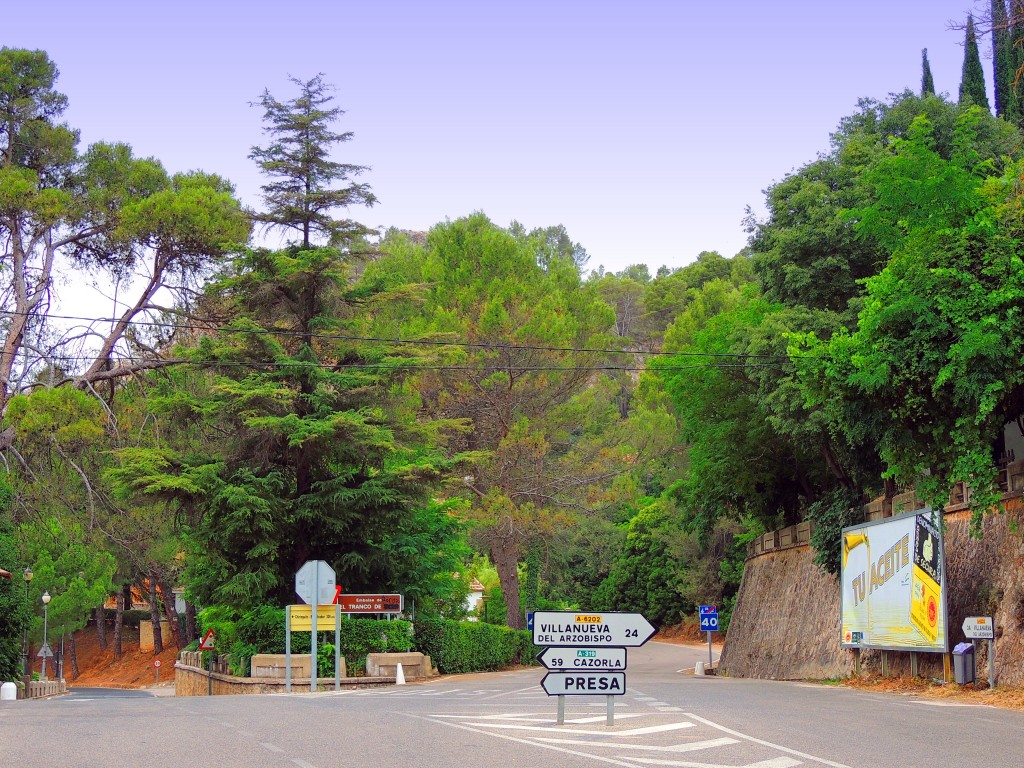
21;567;33;677
40;591;51;680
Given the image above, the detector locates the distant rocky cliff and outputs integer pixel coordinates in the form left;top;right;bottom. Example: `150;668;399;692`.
721;499;1024;686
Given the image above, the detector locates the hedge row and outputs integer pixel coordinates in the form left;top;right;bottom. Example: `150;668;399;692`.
413;618;538;674
230;606;413;676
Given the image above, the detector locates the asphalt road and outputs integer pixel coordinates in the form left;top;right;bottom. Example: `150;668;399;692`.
2;641;1022;768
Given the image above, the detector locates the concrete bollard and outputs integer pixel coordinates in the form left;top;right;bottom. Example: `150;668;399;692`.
694;661;705;676
395;663;406;685
1;682;17;701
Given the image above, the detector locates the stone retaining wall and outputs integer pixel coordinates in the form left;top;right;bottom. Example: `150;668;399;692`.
174;661;395;696
723;499;1024;684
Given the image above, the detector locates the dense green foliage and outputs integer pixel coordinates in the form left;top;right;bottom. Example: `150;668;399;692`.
227;606;413;676
412;618;536;673
0;514;29;680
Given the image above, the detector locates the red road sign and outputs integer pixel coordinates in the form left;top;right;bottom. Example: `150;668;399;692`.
336;593;403;613
198;629;216;650
154;659;162;668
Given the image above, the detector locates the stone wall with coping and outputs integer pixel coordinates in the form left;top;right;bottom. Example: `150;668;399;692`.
174;660;396;696
722;500;1024;685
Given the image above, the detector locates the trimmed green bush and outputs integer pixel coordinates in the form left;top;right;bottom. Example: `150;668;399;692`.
413;618;538;674
230;605;412;676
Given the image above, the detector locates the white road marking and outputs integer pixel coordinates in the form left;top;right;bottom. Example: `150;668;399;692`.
259;742;284;753
237;730;254;738
290;760;318;768
909;701;990;708
627;758;801;768
684;713;850;768
432;713;646;723
405;714;654;767
458;721;695;736
532;736;738;753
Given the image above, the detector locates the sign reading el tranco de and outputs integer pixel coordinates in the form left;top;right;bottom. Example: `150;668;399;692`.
840;509;948;652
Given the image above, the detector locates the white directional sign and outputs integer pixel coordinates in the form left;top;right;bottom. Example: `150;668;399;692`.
962;616;995;639
295;560;336;606
541;671;626;696
537;646;627;671
36;642;53;658
532;611;655;647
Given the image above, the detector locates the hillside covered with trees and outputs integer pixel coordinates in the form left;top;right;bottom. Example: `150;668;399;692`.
5;4;1024;681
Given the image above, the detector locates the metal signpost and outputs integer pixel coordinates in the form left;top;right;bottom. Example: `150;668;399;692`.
285;604;342;693
294;560;336;693
532;611;654;726
198;629;216;695
699;605;719;672
962;616;996;688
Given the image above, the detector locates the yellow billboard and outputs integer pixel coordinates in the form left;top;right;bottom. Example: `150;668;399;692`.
840;510;947;652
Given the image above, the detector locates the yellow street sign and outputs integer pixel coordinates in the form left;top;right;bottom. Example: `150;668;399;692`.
288;604;340;631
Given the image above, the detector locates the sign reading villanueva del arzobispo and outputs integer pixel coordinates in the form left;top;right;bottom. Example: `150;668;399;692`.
532;611;655;725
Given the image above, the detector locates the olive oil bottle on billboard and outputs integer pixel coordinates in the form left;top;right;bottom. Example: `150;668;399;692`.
909;513;942;643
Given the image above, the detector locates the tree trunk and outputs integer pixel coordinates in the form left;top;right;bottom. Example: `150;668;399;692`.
157;578;183;649
123;583;133;611
94;604;107;651
113;592;124;660
821;443;853;489
68;631;80;679
184;600;198;644
491;536;524;629
147;576;163;654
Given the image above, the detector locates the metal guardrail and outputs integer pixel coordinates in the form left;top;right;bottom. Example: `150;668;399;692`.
747;520;814;559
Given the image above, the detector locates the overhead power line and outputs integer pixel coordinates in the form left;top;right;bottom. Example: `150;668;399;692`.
2;310;800;361
23;353;795;374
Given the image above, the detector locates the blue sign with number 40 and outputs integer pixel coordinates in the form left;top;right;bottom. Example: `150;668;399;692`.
699;605;719;631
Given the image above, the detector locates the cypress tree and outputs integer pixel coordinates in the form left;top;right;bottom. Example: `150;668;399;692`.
959;14;991;110
1012;0;1024;122
921;48;935;96
993;0;1013;116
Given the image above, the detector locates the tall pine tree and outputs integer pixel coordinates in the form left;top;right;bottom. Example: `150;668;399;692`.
960;14;991;110
921;48;935;96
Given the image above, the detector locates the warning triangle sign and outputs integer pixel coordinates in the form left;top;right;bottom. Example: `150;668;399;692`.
198;629;216;651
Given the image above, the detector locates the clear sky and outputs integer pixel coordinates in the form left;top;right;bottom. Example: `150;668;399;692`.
7;0;993;274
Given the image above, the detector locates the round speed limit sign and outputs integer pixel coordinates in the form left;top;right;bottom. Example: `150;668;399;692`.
154;659;162;668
